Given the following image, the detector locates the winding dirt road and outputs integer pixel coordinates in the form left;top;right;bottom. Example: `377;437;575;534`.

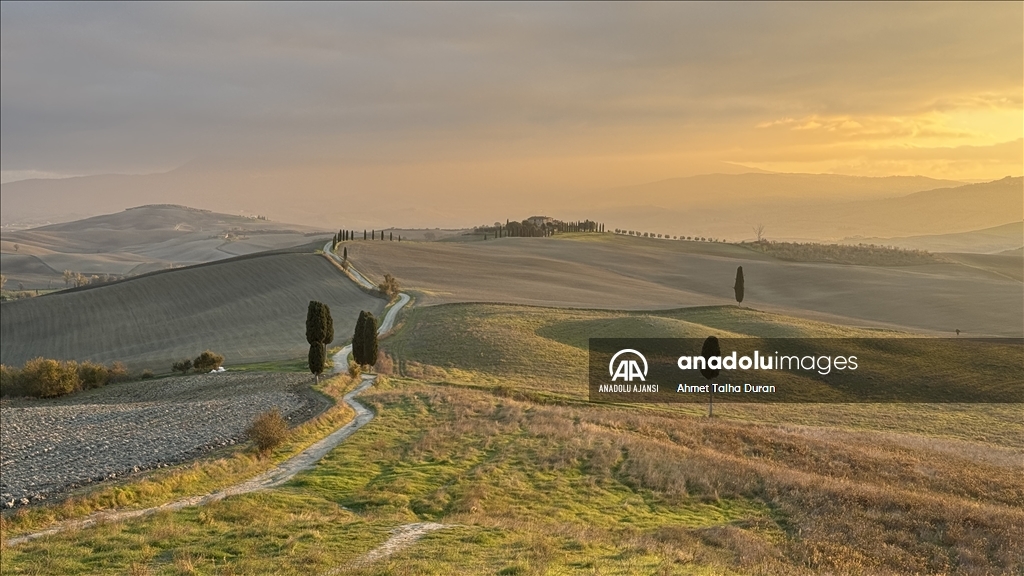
6;270;409;548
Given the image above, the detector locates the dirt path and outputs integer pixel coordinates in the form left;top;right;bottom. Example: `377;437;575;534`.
327;522;455;574
6;292;410;547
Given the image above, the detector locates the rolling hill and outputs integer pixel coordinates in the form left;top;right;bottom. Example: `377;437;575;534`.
342;233;1023;337
0;204;330;289
0;251;386;370
585;176;1022;241
843;221;1024;254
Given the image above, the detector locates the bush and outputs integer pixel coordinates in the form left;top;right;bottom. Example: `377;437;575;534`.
348;361;362;379
193;350;225;372
140;369;155;379
0;364;27;397
247;408;289;455
77;361;110;390
108;362;130;383
378;274;400;298
21;357;80;398
172;359;193;374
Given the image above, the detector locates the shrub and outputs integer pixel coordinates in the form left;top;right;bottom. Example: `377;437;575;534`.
348;360;362;379
108;361;130;383
193;350;224;372
247;408;289;455
77;361;110;389
140;369;155;379
378;274;400;298
172;359;193;374
0;364;27;397
374;351;395;375
21;357;80;398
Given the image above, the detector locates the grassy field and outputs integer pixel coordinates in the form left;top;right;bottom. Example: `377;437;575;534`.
382;303;1024;447
0;252;386;371
1;304;1021;574
343;233;1023;337
4;377;1020;575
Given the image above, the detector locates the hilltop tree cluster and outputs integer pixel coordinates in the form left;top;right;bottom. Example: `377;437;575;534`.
474;218;606;239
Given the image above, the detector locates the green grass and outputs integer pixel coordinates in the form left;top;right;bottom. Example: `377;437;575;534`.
5;379;1020;574
3;304;1021;574
383;303;1023;446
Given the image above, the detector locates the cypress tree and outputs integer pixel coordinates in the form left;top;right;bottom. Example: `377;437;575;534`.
343;246;348;262
390;232;393;241
734;266;744;305
700;336;721;417
306;301;333;381
308;342;326;382
361;311;379;368
364;230;367;240
352;311;367;365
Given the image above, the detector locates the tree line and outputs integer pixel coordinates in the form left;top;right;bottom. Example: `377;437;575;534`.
331;229;402;250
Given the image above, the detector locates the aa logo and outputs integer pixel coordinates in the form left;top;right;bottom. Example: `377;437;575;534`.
609;349;648;382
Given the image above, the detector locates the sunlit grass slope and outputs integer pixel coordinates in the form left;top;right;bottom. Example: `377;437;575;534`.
4;381;1020;575
384;303;1023;446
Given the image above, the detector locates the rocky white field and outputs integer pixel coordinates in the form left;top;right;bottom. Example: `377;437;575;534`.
0;372;328;508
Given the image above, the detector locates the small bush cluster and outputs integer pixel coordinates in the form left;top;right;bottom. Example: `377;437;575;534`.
171;350;225;374
0;358;130;398
377;273;401;298
246;408;290;455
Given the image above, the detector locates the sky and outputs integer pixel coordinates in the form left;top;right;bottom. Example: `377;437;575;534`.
2;2;1021;192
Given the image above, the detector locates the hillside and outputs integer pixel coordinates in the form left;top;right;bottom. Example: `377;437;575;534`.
843;221;1024;254
0;205;329;289
0;252;386;370
584;176;1021;241
342;234;1023;337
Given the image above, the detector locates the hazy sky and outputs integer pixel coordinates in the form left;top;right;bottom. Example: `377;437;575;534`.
2;2;1021;187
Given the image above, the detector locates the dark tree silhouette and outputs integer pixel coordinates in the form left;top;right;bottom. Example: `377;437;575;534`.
305;301;334;381
700;336;721;417
734;266;745;305
352;311;367;367
357;311;379;368
308;343;326;381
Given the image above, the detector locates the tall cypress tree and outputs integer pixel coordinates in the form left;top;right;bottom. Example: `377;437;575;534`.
361;311;379;368
306;301;333;381
700;336;721;417
734;266;744;305
352;311;367;366
308;342;326;382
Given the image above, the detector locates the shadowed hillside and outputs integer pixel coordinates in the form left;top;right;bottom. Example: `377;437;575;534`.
0;252;385;370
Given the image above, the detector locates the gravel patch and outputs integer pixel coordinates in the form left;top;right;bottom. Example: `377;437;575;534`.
0;372;327;508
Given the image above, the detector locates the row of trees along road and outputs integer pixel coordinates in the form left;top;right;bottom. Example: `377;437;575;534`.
331;229;402;250
305;301;380;380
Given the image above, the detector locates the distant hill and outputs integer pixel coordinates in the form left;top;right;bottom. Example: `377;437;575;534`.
588;173;965;208
0;205;329;289
586;176;1021;241
844;221;1024;254
0;252;385;370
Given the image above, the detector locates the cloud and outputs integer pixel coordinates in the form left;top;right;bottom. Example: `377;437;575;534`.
1;2;1020;184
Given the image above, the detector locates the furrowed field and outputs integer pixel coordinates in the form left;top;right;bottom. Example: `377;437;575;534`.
0;252;385;371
